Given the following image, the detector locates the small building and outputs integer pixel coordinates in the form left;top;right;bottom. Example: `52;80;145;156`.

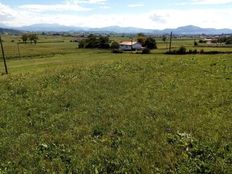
119;41;142;51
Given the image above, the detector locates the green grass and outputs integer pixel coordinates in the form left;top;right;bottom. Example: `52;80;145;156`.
1;35;76;59
0;48;232;173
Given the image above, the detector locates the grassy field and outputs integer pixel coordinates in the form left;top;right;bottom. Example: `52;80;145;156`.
0;35;232;173
1;34;232;59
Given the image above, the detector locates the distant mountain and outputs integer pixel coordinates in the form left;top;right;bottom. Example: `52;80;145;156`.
163;25;232;35
0;27;21;34
1;23;232;35
15;24;81;32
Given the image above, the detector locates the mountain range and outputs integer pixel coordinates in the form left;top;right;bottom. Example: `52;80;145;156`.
0;24;232;35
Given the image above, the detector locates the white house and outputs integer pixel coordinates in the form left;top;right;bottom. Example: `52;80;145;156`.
119;41;142;51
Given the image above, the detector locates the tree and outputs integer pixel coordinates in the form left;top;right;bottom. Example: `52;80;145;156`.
137;33;146;46
177;46;187;54
194;40;198;46
78;35;111;49
162;35;167;43
144;37;157;49
110;41;119;49
162;35;168;49
98;36;110;49
22;34;28;44
137;33;145;37
28;34;38;44
137;36;146;46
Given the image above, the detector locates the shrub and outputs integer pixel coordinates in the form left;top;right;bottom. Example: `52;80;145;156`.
142;48;151;54
110;41;120;49
112;49;123;54
177;46;187;54
78;35;110;49
144;37;157;49
193;49;198;54
194;41;198;46
199;39;207;43
200;49;205;54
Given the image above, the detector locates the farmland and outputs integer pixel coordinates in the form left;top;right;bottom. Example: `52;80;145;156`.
0;35;232;173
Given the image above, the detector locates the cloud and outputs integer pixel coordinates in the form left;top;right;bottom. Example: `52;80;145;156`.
192;0;232;4
150;14;168;24
128;3;144;8
100;5;111;9
0;3;16;22
65;0;107;5
0;2;231;29
19;3;91;13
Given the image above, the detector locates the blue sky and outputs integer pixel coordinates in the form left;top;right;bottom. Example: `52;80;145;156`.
0;0;232;29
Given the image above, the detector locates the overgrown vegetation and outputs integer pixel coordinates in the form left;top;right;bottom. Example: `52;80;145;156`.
137;33;157;49
78;34;111;49
167;46;232;55
21;33;39;44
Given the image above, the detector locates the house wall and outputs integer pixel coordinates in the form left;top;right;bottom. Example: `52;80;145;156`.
132;43;142;50
119;43;142;51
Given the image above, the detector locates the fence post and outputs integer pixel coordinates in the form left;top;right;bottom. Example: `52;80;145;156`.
0;35;8;74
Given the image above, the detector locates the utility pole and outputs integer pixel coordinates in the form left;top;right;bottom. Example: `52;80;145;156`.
17;43;21;58
0;35;8;74
169;32;173;52
131;38;133;53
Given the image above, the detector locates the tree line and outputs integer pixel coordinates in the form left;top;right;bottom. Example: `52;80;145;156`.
78;34;157;51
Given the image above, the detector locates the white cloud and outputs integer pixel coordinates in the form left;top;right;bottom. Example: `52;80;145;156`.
128;3;144;8
0;2;231;29
192;0;232;4
19;3;91;13
65;0;107;4
100;5;111;9
0;3;17;22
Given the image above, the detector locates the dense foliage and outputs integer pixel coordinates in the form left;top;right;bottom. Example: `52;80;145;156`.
79;35;110;49
137;34;157;49
21;33;38;44
144;37;157;49
218;36;232;45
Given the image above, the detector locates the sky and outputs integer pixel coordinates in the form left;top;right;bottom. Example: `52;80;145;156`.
0;0;232;29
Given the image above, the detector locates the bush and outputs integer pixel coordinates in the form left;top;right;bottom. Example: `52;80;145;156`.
144;37;157;49
176;46;187;54
110;41;120;49
193;49;198;54
112;49;123;54
142;48;151;54
199;39;207;43
194;41;198;46
200;49;205;54
79;35;110;49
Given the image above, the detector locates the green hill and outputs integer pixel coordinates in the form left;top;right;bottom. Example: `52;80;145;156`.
0;51;232;173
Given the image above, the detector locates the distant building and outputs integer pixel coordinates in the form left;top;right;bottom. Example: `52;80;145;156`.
119;41;142;51
203;37;218;44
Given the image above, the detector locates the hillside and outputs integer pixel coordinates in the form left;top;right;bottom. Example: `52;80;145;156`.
0;27;21;34
5;24;232;34
0;51;232;173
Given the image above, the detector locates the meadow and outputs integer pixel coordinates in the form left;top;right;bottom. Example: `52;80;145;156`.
0;35;232;173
